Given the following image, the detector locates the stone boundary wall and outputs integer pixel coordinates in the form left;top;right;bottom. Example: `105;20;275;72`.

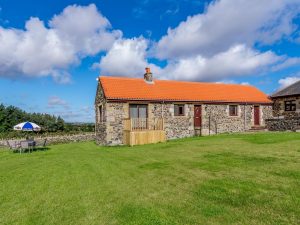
265;117;300;131
0;133;96;148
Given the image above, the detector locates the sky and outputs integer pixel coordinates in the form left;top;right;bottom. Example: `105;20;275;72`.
0;0;300;122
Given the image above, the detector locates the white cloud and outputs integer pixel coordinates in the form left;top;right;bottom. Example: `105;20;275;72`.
155;0;300;59
52;107;94;122
215;80;250;85
48;96;69;109
0;4;121;83
272;57;300;71
51;71;72;84
161;45;280;81
1;1;299;85
98;37;161;77
81;106;93;113
278;76;300;90
93;0;296;83
49;4;121;55
98;42;280;82
241;82;250;86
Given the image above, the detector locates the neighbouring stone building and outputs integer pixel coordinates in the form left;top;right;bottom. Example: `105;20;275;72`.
95;68;272;146
266;80;300;131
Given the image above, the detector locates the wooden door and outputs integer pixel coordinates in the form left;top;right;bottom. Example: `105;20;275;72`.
194;105;202;128
254;106;260;126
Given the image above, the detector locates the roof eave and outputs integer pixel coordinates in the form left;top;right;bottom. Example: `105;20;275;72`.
271;93;300;98
105;97;272;105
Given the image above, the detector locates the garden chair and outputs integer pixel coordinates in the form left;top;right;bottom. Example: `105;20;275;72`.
42;139;47;148
35;139;47;150
20;141;30;154
7;140;20;152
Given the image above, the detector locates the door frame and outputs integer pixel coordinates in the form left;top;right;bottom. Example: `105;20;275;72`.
254;105;260;126
194;105;202;128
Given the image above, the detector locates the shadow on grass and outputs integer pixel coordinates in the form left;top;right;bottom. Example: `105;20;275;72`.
11;147;50;154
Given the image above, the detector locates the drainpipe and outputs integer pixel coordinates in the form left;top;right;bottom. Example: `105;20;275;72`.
161;101;164;118
244;104;246;131
209;115;211;136
162;101;165;129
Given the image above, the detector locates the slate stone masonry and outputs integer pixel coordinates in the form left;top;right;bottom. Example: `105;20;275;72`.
266;117;300;131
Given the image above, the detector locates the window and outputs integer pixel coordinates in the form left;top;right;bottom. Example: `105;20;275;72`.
174;104;185;116
129;104;148;118
285;100;296;111
98;105;103;122
229;105;238;116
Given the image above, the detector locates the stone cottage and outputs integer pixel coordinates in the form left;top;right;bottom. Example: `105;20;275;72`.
266;80;300;131
95;68;272;146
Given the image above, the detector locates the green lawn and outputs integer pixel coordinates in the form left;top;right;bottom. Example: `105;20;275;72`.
0;133;299;225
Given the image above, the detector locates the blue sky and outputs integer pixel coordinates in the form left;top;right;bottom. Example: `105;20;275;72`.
0;0;300;122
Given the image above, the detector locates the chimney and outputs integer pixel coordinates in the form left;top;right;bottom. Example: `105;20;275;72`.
144;67;153;83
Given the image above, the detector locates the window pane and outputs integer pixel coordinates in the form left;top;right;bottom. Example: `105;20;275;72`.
130;104;148;118
179;106;183;115
174;104;184;116
285;101;296;111
174;105;179;116
130;105;138;118
99;106;102;122
138;105;147;118
229;105;237;116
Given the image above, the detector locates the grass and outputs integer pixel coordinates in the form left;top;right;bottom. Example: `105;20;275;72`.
0;132;299;225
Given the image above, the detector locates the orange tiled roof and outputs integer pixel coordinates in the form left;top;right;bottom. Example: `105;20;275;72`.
99;76;272;104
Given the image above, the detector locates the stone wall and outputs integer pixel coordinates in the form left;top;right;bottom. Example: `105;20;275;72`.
266;95;300;131
266;117;300;131
94;84;273;145
154;103;195;139
95;122;106;145
202;104;249;135
95;82;108;145
272;96;300;117
261;105;273;123
0;133;95;148
201;104;272;135
147;103;272;138
105;102;127;145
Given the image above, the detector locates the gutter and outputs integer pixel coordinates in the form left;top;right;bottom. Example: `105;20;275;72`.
106;98;272;105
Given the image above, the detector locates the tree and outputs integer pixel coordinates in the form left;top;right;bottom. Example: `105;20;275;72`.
56;116;65;131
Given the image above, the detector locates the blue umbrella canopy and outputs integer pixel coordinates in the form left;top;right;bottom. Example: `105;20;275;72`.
13;122;41;131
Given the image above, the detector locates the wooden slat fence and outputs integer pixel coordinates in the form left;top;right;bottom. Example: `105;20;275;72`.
124;118;164;131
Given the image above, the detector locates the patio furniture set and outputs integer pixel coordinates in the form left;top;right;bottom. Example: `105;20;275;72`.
6;139;47;154
5;121;46;153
